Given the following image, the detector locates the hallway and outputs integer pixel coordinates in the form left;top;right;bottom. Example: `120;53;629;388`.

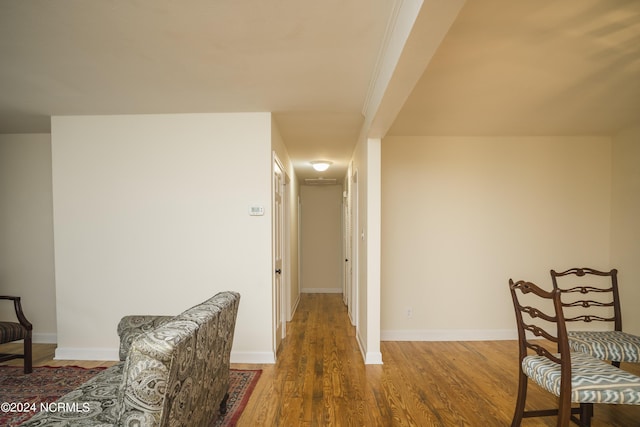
236;293;369;425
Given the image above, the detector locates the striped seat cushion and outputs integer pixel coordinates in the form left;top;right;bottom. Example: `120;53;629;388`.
568;331;640;363
523;352;640;404
0;321;28;343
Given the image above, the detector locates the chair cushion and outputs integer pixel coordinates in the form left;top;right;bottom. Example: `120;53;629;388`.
523;352;640;404
568;330;640;363
19;363;125;426
0;321;28;344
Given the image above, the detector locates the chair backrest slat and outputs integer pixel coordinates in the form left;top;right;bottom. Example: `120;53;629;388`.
550;268;621;331
509;279;570;365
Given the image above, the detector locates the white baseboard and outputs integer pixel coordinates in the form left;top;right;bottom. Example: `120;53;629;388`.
355;331;384;365
288;294;300;322
12;333;58;344
54;347;119;361
365;351;384;365
301;288;342;294
380;329;518;341
33;332;57;344
231;351;276;364
356;332;365;361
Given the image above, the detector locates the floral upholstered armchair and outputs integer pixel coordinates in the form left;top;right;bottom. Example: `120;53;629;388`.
21;291;240;427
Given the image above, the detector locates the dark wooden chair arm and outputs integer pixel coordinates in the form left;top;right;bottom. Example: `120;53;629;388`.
0;295;33;373
0;295;33;331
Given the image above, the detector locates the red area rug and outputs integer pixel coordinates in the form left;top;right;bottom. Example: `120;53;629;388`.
0;366;261;427
0;365;105;426
215;369;262;426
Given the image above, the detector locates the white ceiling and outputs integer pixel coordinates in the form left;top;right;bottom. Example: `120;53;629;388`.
388;0;640;137
1;0;639;181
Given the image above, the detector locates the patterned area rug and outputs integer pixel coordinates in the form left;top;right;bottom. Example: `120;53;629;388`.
0;366;261;427
215;369;262;426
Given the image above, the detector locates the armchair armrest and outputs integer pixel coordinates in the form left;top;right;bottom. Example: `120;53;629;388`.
117;315;173;361
0;296;33;331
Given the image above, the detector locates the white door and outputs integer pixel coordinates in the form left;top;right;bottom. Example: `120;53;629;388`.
350;169;359;327
273;158;285;352
343;172;352;308
343;194;350;306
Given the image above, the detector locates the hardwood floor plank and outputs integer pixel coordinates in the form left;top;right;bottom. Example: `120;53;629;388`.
235;294;640;426
3;294;640;426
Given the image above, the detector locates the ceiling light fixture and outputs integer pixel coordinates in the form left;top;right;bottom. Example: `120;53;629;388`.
311;160;332;172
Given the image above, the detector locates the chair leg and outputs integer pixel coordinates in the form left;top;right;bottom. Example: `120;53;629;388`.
219;392;229;415
24;336;32;374
579;403;593;427
511;371;528;427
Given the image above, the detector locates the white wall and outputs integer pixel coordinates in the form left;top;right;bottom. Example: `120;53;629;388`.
381;136;612;340
350;137;383;364
300;185;344;293
51;113;275;362
0;134;57;343
611;125;640;335
365;138;382;362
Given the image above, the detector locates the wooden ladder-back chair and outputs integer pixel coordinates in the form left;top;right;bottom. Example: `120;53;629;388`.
509;279;640;426
550;268;640;367
0;295;33;373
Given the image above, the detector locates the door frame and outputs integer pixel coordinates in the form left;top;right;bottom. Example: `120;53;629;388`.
272;152;289;355
351;168;359;329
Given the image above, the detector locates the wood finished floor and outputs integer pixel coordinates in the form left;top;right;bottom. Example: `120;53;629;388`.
2;293;640;426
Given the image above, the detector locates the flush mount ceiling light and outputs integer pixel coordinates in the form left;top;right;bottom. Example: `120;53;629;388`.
311;160;332;172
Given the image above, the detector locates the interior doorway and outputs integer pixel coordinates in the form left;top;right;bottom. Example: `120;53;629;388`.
273;154;288;354
348;168;359;328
